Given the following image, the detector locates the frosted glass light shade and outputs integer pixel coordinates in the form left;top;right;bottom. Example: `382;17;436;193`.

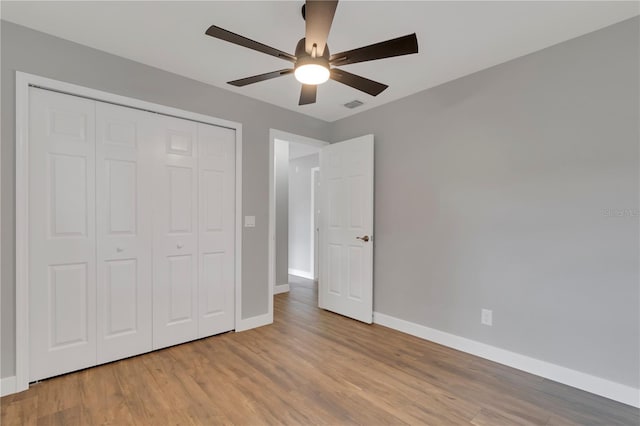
294;64;330;85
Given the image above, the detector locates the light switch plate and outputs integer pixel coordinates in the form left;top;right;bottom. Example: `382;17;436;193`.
481;309;493;326
244;216;256;228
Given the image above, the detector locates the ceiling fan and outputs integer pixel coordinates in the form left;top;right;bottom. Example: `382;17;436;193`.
205;0;419;105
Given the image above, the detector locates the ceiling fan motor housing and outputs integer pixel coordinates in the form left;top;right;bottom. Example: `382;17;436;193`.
295;37;330;64
294;38;330;85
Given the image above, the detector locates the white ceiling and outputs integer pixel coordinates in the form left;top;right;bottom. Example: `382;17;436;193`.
2;1;638;122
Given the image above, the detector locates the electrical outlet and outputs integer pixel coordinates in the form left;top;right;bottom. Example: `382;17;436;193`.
481;309;493;326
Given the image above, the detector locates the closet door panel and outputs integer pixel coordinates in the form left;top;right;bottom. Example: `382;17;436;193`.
29;88;97;381
96;102;153;363
198;124;235;337
28;87;238;381
153;116;199;349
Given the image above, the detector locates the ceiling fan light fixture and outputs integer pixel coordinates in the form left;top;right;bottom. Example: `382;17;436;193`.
294;55;330;85
295;63;330;85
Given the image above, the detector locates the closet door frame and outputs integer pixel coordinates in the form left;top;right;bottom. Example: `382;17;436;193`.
14;71;243;394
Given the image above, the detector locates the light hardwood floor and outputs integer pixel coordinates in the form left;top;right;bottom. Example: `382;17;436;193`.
2;276;638;425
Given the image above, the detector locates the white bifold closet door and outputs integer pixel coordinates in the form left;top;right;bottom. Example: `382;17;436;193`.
29;88;98;381
151;116;200;349
29;87;235;382
95;102;153;364
196;124;236;338
152;117;236;349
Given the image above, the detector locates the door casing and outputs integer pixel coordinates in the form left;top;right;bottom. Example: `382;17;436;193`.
311;166;320;281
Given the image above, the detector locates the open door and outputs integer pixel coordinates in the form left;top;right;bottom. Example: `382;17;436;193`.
319;135;374;323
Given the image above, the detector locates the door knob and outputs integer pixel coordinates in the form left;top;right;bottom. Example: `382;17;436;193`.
116;247;124;252
177;243;184;249
356;235;370;242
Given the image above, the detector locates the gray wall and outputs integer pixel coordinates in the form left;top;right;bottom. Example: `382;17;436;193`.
289;153;319;275
0;21;329;378
274;140;289;286
331;17;640;388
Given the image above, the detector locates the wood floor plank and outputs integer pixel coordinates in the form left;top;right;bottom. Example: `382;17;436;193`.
2;276;638;425
0;395;38;426
471;407;537;426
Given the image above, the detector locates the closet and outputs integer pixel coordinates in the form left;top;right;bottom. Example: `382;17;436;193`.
28;87;236;382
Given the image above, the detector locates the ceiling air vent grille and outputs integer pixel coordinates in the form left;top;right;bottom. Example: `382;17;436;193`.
343;100;364;109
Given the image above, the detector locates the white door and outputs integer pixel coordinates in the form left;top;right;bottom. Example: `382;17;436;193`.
95;102;153;363
152;115;200;349
29;88;97;380
319;135;374;323
197;124;235;337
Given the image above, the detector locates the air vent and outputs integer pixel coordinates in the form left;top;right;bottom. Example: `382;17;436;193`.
343;100;364;109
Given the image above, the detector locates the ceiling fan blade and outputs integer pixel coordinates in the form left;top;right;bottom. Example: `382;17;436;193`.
330;69;388;96
228;69;294;87
305;0;338;56
206;25;296;63
299;84;317;105
330;33;418;66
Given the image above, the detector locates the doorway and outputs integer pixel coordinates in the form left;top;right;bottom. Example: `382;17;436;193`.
268;130;328;303
268;131;375;325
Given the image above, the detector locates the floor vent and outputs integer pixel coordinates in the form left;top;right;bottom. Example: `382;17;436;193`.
343;100;364;109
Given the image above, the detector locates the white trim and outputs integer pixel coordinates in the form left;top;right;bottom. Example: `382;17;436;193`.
234;124;243;341
1;376;17;397
0;47;2;400
0;32;2;401
14;71;243;395
268;129;328;320
288;268;315;280
274;284;290;295
235;313;272;332
15;72;30;394
310;166;319;281
373;312;640;408
268;133;276;326
271;129;330;149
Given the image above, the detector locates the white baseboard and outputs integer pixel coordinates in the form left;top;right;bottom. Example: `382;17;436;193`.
1;376;17;397
274;284;290;294
235;312;273;332
373;312;639;408
288;268;314;280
